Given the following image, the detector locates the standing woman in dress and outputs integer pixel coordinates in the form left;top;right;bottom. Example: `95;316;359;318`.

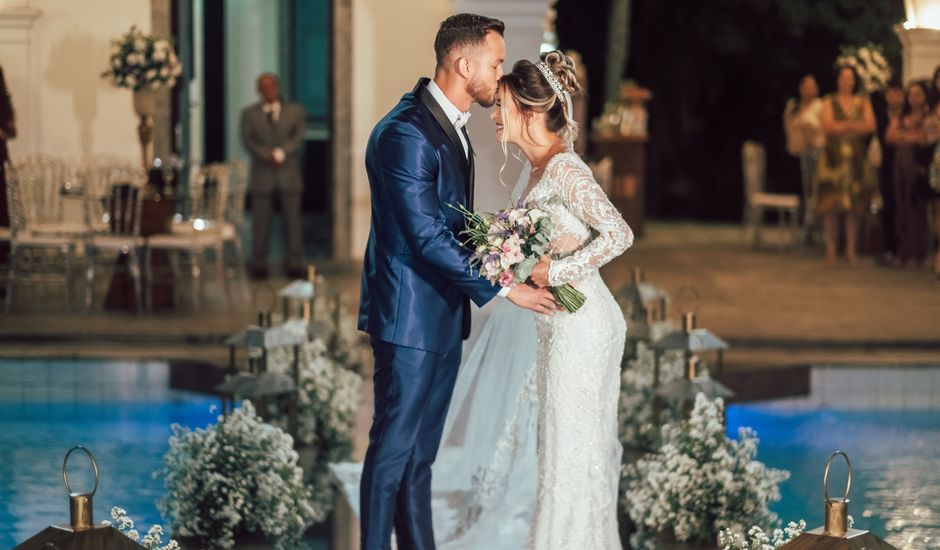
816;66;876;265
0;65;16;259
926;66;940;276
886;80;932;268
783;74;825;228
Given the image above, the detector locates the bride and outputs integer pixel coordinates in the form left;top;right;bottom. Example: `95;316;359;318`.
432;50;634;549
336;50;632;549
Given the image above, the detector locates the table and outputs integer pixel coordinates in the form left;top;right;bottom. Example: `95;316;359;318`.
103;196;177;311
591;134;648;237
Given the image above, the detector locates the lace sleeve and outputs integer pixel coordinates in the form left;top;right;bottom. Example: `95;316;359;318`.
547;155;634;286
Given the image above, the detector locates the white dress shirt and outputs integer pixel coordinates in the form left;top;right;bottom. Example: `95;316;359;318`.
426;80;470;158
426;80;510;298
262;100;285;164
261;100;281;123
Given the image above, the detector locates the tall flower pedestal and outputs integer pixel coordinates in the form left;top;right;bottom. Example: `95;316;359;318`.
133;89;157;169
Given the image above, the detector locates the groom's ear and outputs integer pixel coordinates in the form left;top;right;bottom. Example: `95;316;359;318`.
454;55;474;80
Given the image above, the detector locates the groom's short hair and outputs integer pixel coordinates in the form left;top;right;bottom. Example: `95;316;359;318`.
434;13;505;70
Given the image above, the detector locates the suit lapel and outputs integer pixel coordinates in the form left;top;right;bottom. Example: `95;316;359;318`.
413;79;472;190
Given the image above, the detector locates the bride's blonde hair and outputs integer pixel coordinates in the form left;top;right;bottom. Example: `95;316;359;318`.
496;50;582;184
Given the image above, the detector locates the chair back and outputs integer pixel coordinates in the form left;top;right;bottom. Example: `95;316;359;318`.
81;158;146;232
104;184;143;236
588;156;614;194
225;159;248;229
742;140;767;203
13;156;70;227
4;161;27;236
187;163;231;226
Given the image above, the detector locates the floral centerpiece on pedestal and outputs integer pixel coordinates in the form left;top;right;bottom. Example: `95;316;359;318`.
623;394;790;548
101;25;183;167
101;25;182;92
836;43;891;94
159;402;320;549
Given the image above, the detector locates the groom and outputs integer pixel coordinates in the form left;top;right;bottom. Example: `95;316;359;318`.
358;13;558;550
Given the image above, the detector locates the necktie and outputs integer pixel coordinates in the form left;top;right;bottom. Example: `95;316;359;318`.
266;110;275;125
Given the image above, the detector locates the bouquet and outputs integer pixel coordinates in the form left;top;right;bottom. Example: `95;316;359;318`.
102;25;183;91
836;43;891;94
450;201;586;312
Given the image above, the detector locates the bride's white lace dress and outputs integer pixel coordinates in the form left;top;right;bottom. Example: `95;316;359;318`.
332;150;632;550
525;151;632;549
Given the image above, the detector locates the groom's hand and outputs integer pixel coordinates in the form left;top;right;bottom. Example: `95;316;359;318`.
507;284;558;315
530;255;552;288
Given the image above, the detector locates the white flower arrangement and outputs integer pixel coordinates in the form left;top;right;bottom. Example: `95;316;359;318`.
619;342;685;451
836;43;891;94
103;507;179;550
159;402;320;549
102;25;183;91
623;393;790;548
718;520;806;550
266;336;362;516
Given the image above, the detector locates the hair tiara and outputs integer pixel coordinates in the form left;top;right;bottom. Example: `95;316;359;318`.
535;60;574;126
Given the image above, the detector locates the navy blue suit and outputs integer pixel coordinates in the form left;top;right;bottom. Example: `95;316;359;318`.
358;78;500;549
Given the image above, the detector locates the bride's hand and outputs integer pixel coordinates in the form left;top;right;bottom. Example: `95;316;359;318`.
530;255;552;288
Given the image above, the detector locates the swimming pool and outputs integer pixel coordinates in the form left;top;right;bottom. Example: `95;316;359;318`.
727;365;940;550
0;359;217;547
1;359;937;549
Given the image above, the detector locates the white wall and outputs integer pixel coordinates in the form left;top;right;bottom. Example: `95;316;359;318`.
0;0;151;162
348;0;552;258
224;0;280;165
350;0;452;257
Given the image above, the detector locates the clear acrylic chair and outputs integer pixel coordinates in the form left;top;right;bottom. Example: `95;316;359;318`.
4;160;80;312
84;170;147;314
144;163;231;312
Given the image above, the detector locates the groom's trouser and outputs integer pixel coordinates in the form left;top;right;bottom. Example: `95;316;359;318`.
360;337;461;550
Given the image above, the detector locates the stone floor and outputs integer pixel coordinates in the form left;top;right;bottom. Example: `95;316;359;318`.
2;221;937;367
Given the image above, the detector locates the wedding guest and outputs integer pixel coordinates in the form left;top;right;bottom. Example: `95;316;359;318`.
0;65;15;265
886;80;931;268
783;74;824;226
240;72;307;280
925;66;940;276
817;66;876;266
873;81;904;264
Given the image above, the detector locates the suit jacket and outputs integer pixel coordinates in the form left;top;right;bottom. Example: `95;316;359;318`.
239;100;306;193
358;78;499;353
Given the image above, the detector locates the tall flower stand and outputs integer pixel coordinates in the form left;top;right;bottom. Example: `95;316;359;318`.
132;89;157;169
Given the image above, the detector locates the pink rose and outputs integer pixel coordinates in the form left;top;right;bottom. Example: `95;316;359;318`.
498;270;515;287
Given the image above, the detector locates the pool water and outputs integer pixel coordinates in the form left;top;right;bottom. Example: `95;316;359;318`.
0;359;217;547
727;369;940;550
2;360;937;549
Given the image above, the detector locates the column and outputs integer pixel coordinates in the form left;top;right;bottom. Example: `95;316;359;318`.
0;2;42;159
900;1;940;81
455;0;554;214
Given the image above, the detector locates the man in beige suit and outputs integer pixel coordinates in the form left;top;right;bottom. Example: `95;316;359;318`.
240;73;306;279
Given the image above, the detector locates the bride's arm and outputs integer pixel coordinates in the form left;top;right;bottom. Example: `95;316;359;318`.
546;158;634;287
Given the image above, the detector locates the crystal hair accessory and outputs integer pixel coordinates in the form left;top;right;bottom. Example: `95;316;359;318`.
535;61;565;99
535;60;575;120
